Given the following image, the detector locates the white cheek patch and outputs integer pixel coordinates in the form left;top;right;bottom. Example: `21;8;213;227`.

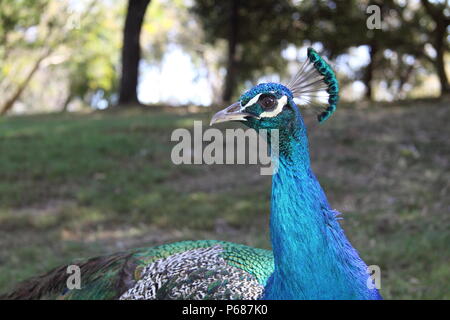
259;95;288;118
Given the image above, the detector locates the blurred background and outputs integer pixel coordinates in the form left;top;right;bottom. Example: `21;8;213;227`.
0;0;449;299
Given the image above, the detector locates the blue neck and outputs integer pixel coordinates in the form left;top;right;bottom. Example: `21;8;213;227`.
263;116;381;300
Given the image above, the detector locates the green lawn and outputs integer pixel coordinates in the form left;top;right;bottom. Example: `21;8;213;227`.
0;101;449;299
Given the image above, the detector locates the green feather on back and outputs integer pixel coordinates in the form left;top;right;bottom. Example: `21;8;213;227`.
2;240;274;300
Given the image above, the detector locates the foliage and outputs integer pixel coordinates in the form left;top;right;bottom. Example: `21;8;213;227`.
0;0;49;59
191;0;300;99
0;0;447;113
62;3;122;109
140;0;226;103
0;1;121;113
293;0;449;98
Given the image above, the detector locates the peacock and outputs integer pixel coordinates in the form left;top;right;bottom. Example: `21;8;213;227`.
1;48;382;300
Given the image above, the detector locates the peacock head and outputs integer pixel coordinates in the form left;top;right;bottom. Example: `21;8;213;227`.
210;48;339;133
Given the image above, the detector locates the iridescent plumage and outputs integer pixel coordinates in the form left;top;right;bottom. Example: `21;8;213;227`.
2;241;273;300
2;48;381;300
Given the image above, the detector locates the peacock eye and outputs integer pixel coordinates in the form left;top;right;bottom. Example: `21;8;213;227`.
259;95;277;110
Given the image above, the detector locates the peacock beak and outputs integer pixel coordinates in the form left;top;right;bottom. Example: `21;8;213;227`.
210;102;254;125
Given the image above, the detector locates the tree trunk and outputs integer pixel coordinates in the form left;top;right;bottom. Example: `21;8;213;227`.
433;22;450;96
364;42;378;101
222;0;239;103
421;0;450;96
118;0;151;105
60;94;73;113
1;51;50;116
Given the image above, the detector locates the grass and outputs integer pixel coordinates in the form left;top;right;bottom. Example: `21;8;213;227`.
0;100;449;299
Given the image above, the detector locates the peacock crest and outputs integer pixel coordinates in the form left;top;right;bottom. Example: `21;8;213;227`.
287;48;339;123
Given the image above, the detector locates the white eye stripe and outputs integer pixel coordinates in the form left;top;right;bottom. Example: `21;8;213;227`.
240;91;278;109
241;93;263;109
259;95;288;118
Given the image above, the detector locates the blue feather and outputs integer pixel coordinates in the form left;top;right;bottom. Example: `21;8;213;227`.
260;102;381;299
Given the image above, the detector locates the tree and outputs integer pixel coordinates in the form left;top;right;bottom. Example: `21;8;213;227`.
192;0;298;103
420;0;450;96
222;0;239;102
0;0;50;115
61;3;120;111
0;0;93;115
294;0;385;100
293;0;446;100
118;0;151;105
